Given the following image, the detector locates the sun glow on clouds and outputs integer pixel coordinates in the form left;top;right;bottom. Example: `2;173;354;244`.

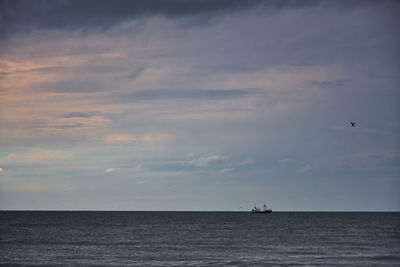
4;149;71;161
104;168;115;173
13;182;50;192
104;134;137;143
104;133;169;144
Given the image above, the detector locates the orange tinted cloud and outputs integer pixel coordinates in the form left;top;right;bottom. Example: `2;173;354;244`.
104;133;169;144
104;134;137;143
104;168;115;173
4;149;71;161
14;182;50;192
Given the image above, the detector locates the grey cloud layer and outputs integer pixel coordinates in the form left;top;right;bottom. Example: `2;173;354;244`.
1;0;399;211
118;88;261;102
1;0;392;37
0;0;263;36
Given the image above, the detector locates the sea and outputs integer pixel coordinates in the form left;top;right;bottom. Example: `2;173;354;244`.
1;211;399;266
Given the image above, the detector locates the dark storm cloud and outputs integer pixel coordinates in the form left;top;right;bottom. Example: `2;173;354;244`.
0;0;264;36
0;0;386;37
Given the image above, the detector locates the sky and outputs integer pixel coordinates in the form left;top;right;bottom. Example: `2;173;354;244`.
0;0;399;211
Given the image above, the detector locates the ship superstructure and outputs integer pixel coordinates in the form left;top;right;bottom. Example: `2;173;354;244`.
252;203;272;213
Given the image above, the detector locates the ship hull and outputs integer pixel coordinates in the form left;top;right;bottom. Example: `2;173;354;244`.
252;210;272;213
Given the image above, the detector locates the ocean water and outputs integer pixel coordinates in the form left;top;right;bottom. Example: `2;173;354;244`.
0;211;399;266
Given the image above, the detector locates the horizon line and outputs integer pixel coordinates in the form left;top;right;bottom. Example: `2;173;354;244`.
1;209;399;212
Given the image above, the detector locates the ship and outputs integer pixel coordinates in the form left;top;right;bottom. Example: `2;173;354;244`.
252;203;272;213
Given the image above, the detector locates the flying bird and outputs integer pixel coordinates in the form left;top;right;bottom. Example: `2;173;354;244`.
350;122;356;127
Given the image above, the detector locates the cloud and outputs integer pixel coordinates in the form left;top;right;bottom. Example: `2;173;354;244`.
233;158;254;166
0;0;271;36
104;168;115;173
104;134;137;144
104;133;169;144
0;0;398;211
2;0;389;39
9;182;72;192
189;155;228;167
310;79;347;88
206;65;344;91
356;151;400;161
218;168;235;173
120;88;260;101
279;158;295;165
140;134;169;143
58;112;93;118
141;155;255;173
13;182;50;192
4;149;71;161
1;0;396;149
0;167;3;172
297;164;312;174
339;151;400;163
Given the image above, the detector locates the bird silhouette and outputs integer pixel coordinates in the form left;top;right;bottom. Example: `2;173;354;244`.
350;122;356;127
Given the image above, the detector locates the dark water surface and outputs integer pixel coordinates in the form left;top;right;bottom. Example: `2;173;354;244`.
1;211;399;266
